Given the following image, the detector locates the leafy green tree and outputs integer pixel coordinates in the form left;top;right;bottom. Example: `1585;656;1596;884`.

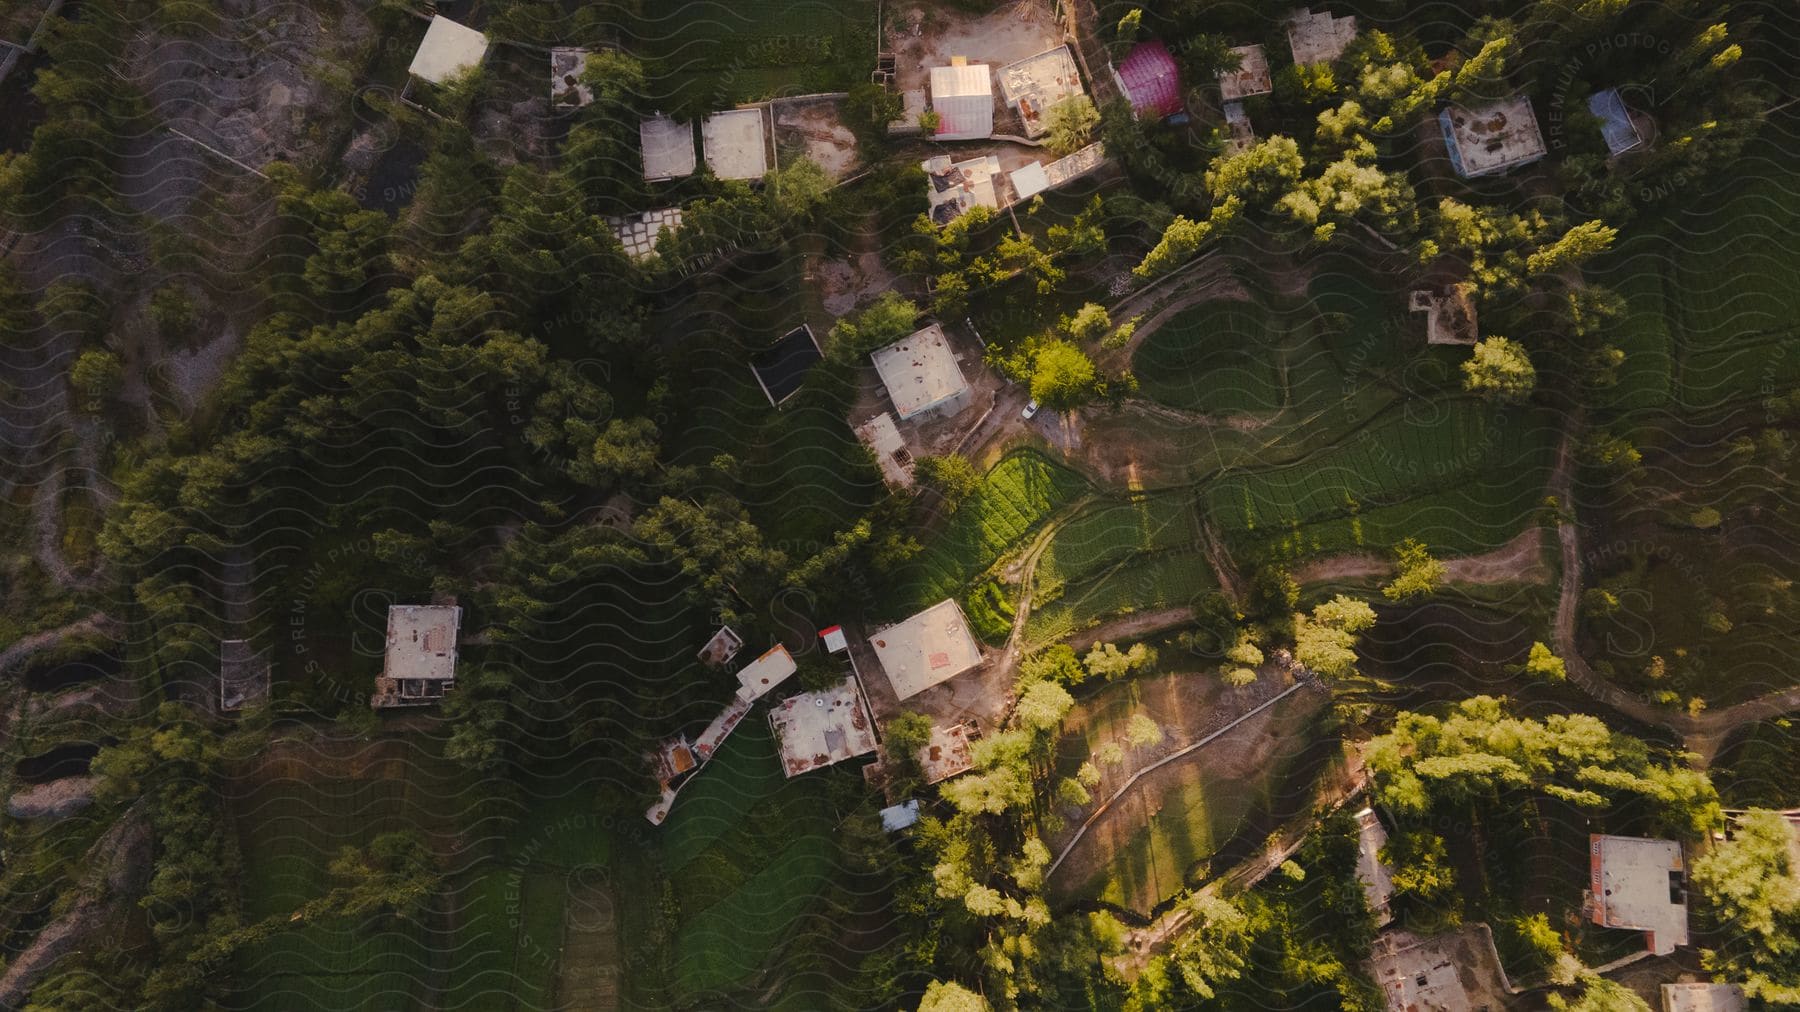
919;979;990;1011
1044;96;1100;156
1691;810;1800;1003
68;349;123;410
1221;628;1263;685
1021;643;1086;686
1168;892;1252;999
1029;340;1099;409
1547;974;1651;1012
1382;538;1445;601
828;292;919;362
1524;641;1567;682
845;82;904;143
634;496;786;622
1461;337;1536;403
765;156;834;223
1381;830;1460;922
1062;302;1112;342
1526;220;1617;276
916;453;982;511
1016;680;1075;733
576;49;647;115
1126;712;1164;748
1292;595;1377;679
1084;641;1156;681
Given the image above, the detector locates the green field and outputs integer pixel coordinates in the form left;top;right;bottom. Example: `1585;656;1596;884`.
1027;549;1216;645
890;449;1089;615
1205;400;1557;555
1133;302;1284;414
629;0;880;109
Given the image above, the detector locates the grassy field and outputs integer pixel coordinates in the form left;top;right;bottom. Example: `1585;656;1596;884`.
1026;548;1216;645
889;449;1088;616
1133;302;1283;415
1205;400;1557;556
628;0;880;109
1714;719;1800;809
1033;493;1200;593
661;719;845;997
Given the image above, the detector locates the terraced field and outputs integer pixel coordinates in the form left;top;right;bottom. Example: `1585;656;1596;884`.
1133;302;1284;415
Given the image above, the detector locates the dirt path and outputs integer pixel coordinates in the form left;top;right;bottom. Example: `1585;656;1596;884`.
1546;412;1800;765
1061;608;1196;656
0;613;118;675
1288;525;1552;589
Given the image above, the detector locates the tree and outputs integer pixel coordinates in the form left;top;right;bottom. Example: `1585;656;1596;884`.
1044;95;1100;156
1062;302;1112;342
886;711;935;761
1526;220;1617;276
585;417;660;487
1015;680;1075;733
765;156;834;223
1084;641;1156;681
916;453;982;511
1382;538;1445;601
1220;629;1263;685
845;82;904;144
1547;974;1652;1012
1523;642;1567;682
68;349;123;411
1461;337;1536;403
1029;340;1099;410
1125;712;1163;748
828;292;918;362
1292;595;1377;679
634;496;786;621
1133;197;1241;278
1020;643;1086;686
1381;829;1459;922
576;49;647;115
918;980;990;1012
1691;810;1800;1004
1167;892;1252;999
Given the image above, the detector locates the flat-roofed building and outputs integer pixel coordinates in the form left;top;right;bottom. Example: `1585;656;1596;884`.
1218;45;1272;102
929;62;994;141
373;604;461;707
1588;834;1690;955
1355;807;1397;927
735;644;798;702
1286;8;1358;66
856;412;916;488
869;599;983;700
919;720;978;784
409;15;488;86
750;325;823;407
872;323;972;422
770;676;879;776
697;625;745;667
997;46;1083;139
1662;983;1747;1012
641;115;696;181
702;108;770;180
923;153;1005;225
1439;97;1547;177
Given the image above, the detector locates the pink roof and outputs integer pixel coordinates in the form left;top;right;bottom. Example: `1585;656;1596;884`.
1117;41;1183;119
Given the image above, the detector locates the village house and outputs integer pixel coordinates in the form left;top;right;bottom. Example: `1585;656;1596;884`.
869;598;983;701
1218;44;1273;102
1587;834;1690;955
1439;97;1547;177
929;61;995;140
1286;8;1358;66
770;677;879;776
372;604;460;708
407;15;488;86
872;323;974;422
1113;40;1183;120
997;46;1083;139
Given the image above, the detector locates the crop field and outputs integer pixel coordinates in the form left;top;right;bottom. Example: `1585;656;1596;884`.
1133;302;1283;414
891;450;1088;615
627;0;880;110
1034;493;1200;592
662;720;844;997
1027;549;1215;645
1305;258;1414;379
1204;400;1556;545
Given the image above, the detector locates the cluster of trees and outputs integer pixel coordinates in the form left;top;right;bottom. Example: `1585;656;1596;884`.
1691;809;1800;1003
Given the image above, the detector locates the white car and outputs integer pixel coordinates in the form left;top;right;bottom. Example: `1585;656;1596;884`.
1021;399;1040;420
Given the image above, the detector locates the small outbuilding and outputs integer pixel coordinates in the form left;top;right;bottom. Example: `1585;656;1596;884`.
1408;282;1478;345
1354;807;1397;927
1588;834;1690;955
856;412;917;488
1113;40;1182;120
697;625;745;667
918;720;979;784
929;62;995;141
1218;44;1272;102
1223;101;1255;151
734;644;799;702
871;323;972;422
408;15;488;86
373;604;461;708
880;799;922;832
1588;87;1648;156
1286;8;1358;66
869;599;983;701
641;115;697;181
1439;97;1547;178
702;108;770;180
1662;983;1747;1012
750;325;823;407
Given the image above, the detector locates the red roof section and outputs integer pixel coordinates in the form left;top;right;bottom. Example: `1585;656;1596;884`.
1117;40;1183;119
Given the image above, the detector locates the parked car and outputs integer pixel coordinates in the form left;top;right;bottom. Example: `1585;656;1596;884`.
1021;399;1040;420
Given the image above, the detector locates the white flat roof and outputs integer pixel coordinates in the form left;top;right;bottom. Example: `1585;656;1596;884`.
640;116;696;181
869;599;982;700
734;644;797;701
1010;161;1050;201
930;64;995;141
770;677;878;776
1439;97;1546;177
383;605;461;681
1590;835;1689;955
1218;44;1271;101
1662;984;1747;1012
931;63;993;98
1287;8;1358;66
409;16;488;86
1355;808;1396;926
880;799;921;832
997;47;1082;138
702;108;769;180
870;323;970;421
